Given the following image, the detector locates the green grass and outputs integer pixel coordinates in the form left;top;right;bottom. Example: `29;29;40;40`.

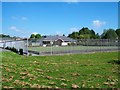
1;51;119;88
28;46;118;52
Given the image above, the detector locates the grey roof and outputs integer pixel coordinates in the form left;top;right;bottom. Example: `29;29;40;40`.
42;35;76;42
37;37;45;42
0;37;15;41
29;35;77;43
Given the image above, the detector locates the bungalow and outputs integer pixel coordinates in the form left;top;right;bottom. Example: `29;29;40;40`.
42;35;75;46
30;35;76;46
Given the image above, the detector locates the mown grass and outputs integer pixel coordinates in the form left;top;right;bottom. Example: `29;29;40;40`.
1;51;120;88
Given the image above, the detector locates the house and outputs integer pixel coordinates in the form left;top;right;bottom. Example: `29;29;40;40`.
29;38;44;46
42;35;76;46
29;35;76;46
0;37;15;42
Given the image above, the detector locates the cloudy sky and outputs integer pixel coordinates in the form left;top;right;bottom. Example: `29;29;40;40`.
2;2;118;37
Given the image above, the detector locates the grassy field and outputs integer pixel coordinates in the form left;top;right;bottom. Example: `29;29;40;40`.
28;46;118;52
1;51;120;88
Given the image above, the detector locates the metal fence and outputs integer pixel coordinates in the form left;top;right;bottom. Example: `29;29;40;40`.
28;39;119;56
0;39;119;56
0;40;27;53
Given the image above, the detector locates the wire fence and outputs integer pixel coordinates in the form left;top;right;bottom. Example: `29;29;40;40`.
0;39;119;56
0;40;27;53
28;39;119;56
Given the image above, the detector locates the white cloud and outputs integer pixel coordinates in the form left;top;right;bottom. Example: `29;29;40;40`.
9;26;24;34
21;17;28;21
9;26;32;37
11;16;28;21
70;27;78;33
32;32;38;35
9;26;18;31
93;20;106;28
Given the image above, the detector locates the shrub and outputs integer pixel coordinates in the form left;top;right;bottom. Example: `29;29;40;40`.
9;47;12;51
4;46;24;55
5;46;9;49
15;49;19;53
19;49;23;55
11;47;15;52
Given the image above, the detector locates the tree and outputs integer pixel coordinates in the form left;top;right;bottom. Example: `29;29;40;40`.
116;29;120;39
63;34;65;36
101;29;108;39
79;27;91;35
35;34;41;39
30;33;42;39
79;27;95;39
103;29;118;40
90;30;96;39
30;34;36;39
91;30;95;35
79;34;91;39
95;33;100;39
68;27;97;39
0;34;10;38
68;32;79;39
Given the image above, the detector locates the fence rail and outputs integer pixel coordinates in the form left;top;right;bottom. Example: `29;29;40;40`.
28;39;119;56
0;39;119;56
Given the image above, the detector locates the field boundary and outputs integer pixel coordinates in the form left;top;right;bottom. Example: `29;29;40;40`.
28;48;119;56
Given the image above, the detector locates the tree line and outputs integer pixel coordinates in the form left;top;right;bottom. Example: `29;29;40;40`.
1;27;120;40
0;34;20;39
68;27;120;40
0;34;11;38
30;27;120;40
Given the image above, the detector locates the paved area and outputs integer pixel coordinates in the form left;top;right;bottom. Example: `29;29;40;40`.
0;48;10;52
29;48;119;56
0;48;2;52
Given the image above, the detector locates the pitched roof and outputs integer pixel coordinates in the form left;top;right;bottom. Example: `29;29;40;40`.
0;37;15;41
42;35;75;42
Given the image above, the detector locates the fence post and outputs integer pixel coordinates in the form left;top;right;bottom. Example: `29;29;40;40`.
50;37;53;55
100;39;101;52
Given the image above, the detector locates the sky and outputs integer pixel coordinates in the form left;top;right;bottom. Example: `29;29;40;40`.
2;2;118;38
2;0;120;2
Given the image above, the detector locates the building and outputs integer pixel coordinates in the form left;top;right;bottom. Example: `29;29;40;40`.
30;35;76;46
42;35;76;46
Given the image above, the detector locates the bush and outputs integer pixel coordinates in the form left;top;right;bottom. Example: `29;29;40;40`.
29;53;32;56
9;47;12;51
5;46;9;49
11;47;15;52
19;49;23;55
15;49;19;53
4;46;23;55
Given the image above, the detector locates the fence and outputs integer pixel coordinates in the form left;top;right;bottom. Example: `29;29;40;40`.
0;40;27;53
28;39;119;56
0;39;119;56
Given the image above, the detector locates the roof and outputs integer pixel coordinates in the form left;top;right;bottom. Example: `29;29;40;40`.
0;37;15;41
42;35;76;42
29;35;77;43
